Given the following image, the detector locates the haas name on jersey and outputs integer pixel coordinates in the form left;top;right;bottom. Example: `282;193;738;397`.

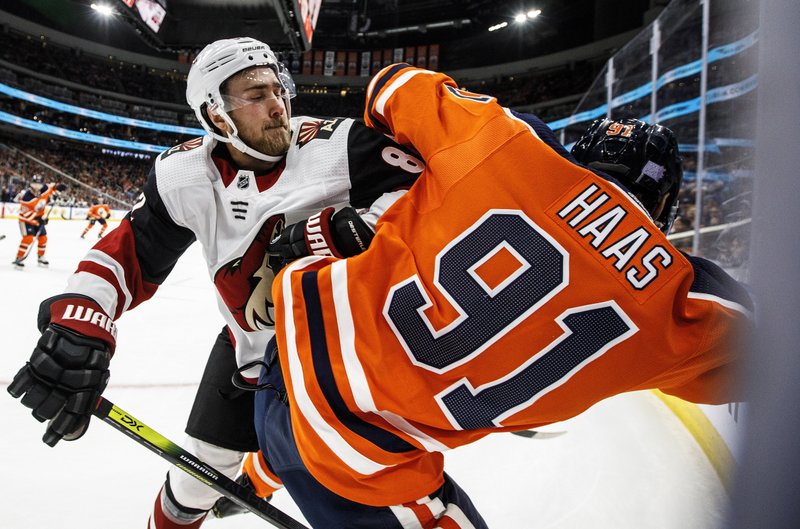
556;182;674;290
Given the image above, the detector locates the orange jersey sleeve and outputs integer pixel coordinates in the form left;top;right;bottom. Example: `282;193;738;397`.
273;64;754;506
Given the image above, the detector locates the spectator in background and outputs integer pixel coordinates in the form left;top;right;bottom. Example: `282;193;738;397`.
0;137;149;207
1;180;14;202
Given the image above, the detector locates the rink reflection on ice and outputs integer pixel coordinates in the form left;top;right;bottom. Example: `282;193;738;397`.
0;218;727;529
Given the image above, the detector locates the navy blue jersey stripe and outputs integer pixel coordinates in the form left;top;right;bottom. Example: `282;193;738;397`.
510;110;577;162
366;63;413;134
684;254;754;312
300;271;416;453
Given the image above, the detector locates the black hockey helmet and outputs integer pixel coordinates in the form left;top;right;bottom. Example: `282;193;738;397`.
571;118;683;234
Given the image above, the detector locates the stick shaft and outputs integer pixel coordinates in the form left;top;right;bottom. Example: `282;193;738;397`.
93;396;308;529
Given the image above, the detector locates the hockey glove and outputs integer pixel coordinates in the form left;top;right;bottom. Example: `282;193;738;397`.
212;474;273;519
55;183;67;192
268;206;374;271
7;294;116;447
37;217;49;227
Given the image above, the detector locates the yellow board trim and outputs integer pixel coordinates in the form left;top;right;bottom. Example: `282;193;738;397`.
652;390;734;495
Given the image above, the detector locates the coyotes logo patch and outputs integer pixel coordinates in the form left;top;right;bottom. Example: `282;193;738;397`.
214;215;285;332
160;137;204;160
296;119;342;149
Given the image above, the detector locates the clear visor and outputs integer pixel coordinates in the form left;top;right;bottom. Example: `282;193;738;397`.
219;65;296;113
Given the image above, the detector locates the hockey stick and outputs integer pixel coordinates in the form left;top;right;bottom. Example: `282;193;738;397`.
93;396;309;529
510;429;567;439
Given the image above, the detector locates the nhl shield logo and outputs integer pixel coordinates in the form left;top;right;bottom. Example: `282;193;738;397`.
237;173;251;190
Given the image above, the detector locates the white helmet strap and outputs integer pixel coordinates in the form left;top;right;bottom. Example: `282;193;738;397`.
209;103;287;164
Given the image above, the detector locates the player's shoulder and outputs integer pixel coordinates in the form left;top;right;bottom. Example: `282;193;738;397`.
682;253;754;314
366;63;427;100
152;136;216;194
290;115;355;150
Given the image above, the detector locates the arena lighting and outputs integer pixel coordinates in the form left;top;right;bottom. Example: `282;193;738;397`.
91;3;115;16
514;8;541;23
488;21;508;32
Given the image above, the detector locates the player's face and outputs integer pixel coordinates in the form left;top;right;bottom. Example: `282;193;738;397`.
222;67;291;157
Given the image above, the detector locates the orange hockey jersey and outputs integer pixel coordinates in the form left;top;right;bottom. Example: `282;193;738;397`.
87;204;111;219
271;64;754;506
18;183;58;225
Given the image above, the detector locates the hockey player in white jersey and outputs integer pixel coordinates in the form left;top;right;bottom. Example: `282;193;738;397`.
7;37;423;528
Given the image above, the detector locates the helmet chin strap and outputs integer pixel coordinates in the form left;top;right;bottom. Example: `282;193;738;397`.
218;108;288;164
229;134;286;163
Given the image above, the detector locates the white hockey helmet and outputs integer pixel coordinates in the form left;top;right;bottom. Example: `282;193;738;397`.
30;174;44;191
186;37;297;163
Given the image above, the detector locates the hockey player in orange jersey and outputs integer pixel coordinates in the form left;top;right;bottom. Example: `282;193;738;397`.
12;175;66;269
81;200;111;239
248;65;755;528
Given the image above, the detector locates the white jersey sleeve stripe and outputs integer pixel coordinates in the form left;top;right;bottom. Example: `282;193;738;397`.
246;452;283;490
388;505;425;529
82;249;134;313
375;69;435;121
280;257;388;476
688;291;754;317
331;260;450;453
65;271;122;318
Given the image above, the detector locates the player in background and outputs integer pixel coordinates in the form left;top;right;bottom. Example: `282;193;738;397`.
570;117;683;235
242;65;754;528
12;175;66;269
6;38;423;529
81;199;112;239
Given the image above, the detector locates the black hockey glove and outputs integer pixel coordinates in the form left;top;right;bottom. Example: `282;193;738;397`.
212;474;273;519
268;206;374;272
7;294;116;447
55;183;67;192
37;217;49;227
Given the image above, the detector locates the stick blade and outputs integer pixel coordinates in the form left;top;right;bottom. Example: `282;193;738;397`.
510;429;567;439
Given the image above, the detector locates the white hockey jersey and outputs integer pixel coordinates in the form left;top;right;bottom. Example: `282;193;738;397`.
64;116;423;376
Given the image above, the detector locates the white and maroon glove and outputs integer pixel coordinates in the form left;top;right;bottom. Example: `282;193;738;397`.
7;294;116;447
268;206;375;271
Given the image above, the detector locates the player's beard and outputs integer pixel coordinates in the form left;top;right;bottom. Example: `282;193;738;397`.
242;117;292;157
